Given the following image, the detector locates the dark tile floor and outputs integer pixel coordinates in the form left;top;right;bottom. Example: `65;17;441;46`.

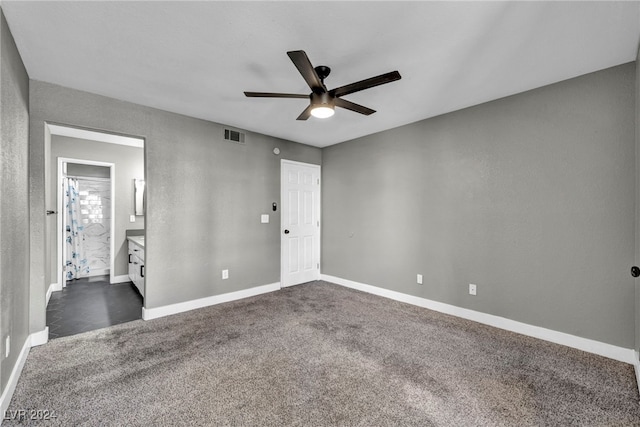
47;275;143;339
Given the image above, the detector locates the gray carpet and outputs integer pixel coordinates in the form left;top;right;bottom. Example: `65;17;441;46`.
5;281;640;426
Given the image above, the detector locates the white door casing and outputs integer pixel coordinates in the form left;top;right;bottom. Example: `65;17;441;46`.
281;160;321;287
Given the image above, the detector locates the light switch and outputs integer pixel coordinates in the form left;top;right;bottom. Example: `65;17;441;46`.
261;214;269;224
129;215;136;223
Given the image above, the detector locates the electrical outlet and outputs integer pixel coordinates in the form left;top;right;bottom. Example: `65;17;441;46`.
469;284;477;296
417;274;423;285
5;336;10;358
222;269;229;280
129;215;136;223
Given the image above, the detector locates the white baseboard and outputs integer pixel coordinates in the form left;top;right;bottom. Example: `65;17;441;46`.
46;283;62;306
321;274;635;365
0;327;49;421
30;327;49;347
0;337;30;421
634;350;640;394
142;282;281;321
111;274;130;284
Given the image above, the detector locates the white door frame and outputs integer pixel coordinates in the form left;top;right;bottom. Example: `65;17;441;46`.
57;157;116;287
280;159;321;288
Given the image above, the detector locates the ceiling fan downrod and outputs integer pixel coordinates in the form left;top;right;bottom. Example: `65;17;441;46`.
314;65;331;86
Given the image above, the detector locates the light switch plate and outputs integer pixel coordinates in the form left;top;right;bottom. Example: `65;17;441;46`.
261;214;269;224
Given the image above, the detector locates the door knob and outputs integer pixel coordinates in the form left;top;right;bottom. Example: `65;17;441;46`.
632;266;640;278
284;229;290;234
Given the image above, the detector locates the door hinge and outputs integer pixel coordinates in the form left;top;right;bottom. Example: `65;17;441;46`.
317;178;320;185
317;263;319;269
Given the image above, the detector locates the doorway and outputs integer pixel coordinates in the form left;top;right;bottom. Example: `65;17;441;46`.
57;158;114;286
46;124;145;338
48;123;145;291
280;160;321;287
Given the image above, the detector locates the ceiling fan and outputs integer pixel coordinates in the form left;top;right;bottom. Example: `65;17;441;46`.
244;50;401;120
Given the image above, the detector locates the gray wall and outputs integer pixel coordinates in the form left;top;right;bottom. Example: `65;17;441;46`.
0;8;30;396
28;80;321;331
49;136;144;282
322;63;636;349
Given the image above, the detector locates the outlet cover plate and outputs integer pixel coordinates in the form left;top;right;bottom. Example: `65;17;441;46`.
469;284;477;295
222;269;229;280
417;274;423;285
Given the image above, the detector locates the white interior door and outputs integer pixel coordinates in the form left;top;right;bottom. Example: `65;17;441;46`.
281;160;321;287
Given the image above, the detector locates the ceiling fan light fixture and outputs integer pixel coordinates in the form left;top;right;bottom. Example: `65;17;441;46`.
310;105;335;119
309;91;335;119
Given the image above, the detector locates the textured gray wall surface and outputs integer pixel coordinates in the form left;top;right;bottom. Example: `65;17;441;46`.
0;9;30;394
322;63;636;348
29;80;321;318
49;136;144;282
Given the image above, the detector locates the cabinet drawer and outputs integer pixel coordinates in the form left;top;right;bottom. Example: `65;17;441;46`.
128;240;145;261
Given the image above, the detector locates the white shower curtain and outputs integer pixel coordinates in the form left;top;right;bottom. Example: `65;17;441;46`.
64;177;89;280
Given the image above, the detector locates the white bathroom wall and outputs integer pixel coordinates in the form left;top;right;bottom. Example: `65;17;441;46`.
73;177;111;277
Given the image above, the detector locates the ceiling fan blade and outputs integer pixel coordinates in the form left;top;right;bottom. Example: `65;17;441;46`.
296;104;314;121
244;92;309;99
330;71;401;98
334;98;376;116
287;50;327;93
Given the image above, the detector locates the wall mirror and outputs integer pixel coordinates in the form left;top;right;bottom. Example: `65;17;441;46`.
134;179;145;216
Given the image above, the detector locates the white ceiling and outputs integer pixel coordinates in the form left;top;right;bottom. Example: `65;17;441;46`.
3;1;639;148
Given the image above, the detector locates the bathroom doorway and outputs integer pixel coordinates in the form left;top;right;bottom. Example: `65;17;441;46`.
47;124;145;338
58;158;114;286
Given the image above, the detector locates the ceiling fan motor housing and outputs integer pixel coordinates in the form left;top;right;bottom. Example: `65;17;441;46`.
311;91;334;107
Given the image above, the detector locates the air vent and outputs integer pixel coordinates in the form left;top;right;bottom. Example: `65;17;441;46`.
224;129;245;144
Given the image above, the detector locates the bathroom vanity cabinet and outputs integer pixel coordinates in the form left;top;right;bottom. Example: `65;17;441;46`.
127;236;145;298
